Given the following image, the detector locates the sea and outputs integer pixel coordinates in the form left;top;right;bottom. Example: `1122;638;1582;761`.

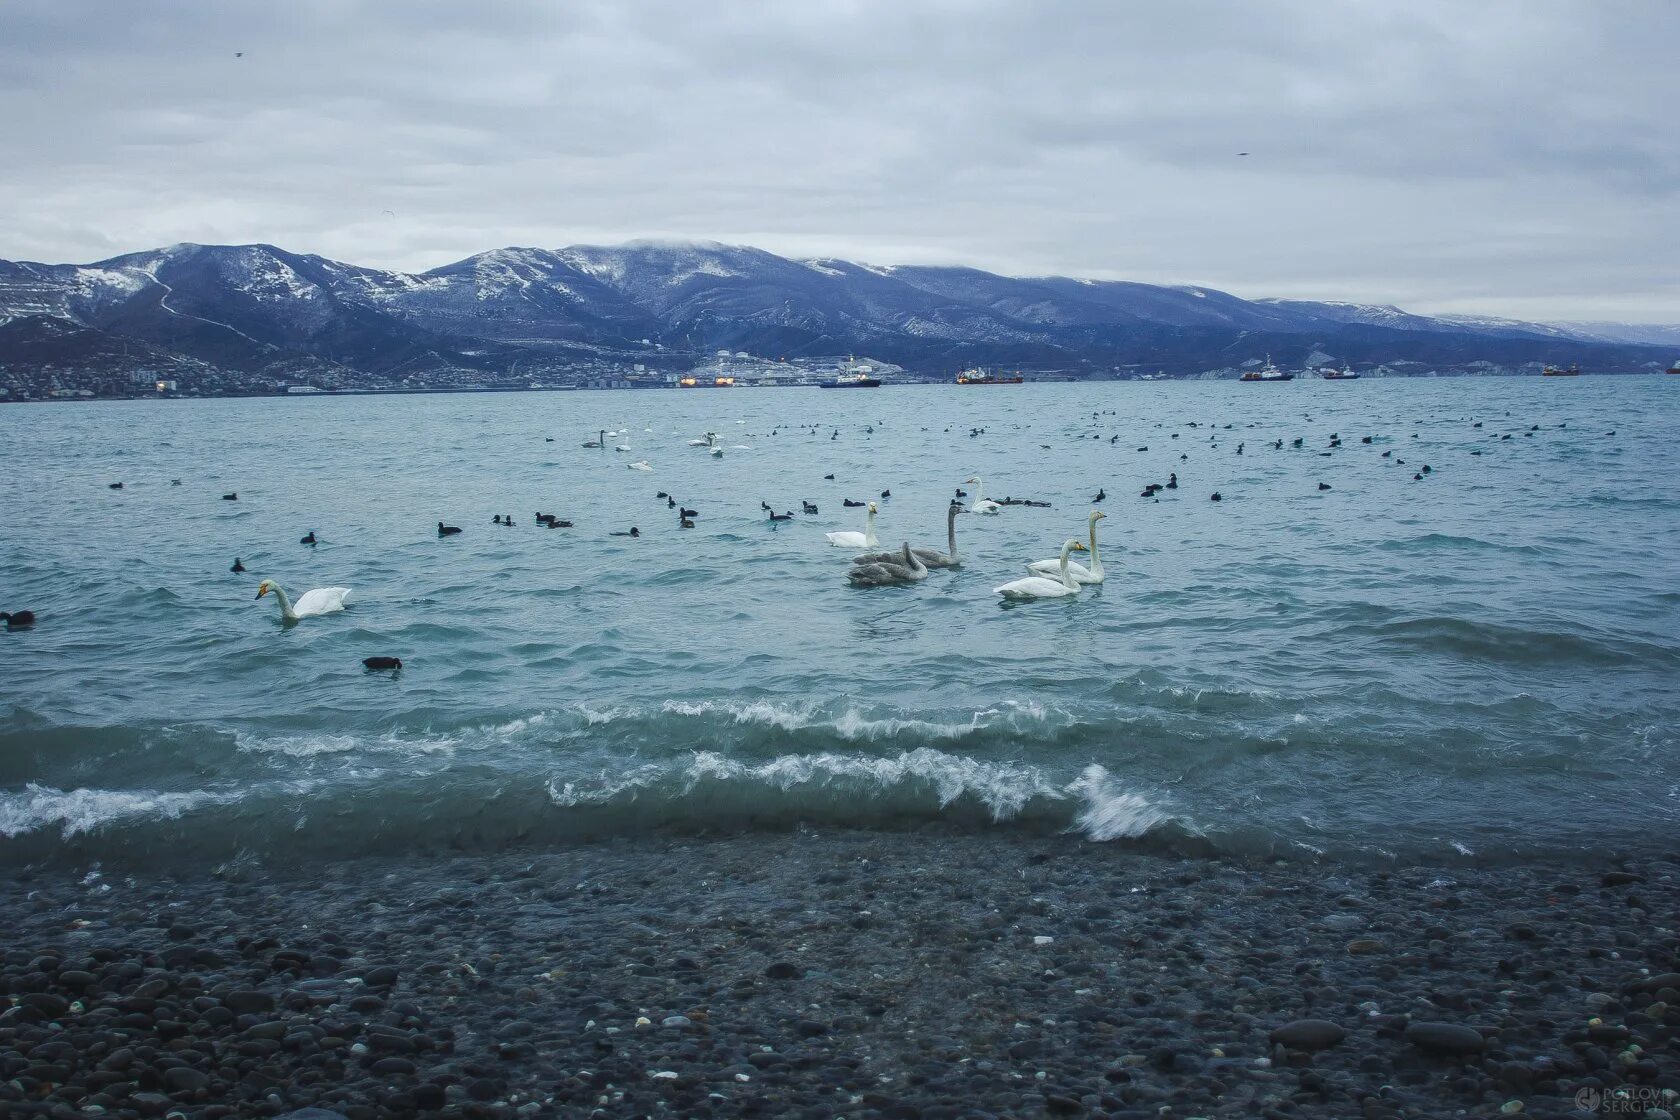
2;377;1676;869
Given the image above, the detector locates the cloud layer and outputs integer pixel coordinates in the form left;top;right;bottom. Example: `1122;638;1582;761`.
2;0;1675;319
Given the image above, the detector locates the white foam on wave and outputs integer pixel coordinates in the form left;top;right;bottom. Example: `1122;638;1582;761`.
0;783;239;839
486;711;549;737
233;711;553;760
578;704;632;726
547;747;1062;818
545;763;668;807
688;747;1065;816
650;697;1069;742
235;729;460;758
544;748;1170;837
1065;764;1171;840
660;698;816;732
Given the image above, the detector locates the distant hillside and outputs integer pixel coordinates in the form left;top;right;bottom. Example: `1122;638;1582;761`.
1;241;1672;392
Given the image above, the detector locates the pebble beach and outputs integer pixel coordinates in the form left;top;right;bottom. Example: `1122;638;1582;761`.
4;830;1677;1119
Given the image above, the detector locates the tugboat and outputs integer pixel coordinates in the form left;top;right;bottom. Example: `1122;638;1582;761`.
819;359;882;388
1321;365;1360;380
1239;357;1295;382
1541;364;1581;377
956;367;1024;385
1667;358;1680;374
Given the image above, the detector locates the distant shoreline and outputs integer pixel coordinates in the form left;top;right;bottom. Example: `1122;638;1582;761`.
4;368;1667;404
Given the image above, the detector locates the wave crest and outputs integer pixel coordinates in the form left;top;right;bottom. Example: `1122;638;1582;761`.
0;783;238;839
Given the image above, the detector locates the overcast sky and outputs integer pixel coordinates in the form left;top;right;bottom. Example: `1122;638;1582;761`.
1;0;1675;321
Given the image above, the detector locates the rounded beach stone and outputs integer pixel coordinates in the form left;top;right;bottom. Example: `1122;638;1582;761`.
1405;1021;1486;1056
1269;1019;1347;1050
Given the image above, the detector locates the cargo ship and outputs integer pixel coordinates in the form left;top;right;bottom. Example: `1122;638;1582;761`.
1321;366;1360;380
1240;358;1295;382
1541;365;1581;377
956;367;1024;385
1667;359;1679;374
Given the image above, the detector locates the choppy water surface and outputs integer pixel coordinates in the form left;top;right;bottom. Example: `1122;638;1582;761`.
2;378;1676;867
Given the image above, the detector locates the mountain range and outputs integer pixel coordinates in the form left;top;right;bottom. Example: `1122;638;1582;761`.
0;240;1672;390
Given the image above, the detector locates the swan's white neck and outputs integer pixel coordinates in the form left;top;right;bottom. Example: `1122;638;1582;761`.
269;584;298;621
865;506;879;547
1058;542;1078;589
947;506;960;559
971;477;984;502
1088;518;1103;574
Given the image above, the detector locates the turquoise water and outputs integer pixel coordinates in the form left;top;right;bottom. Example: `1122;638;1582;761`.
2;378;1676;866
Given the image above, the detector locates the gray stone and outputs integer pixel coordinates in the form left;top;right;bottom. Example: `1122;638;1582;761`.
223;990;274;1014
1269;1019;1347;1051
1405;1021;1486;1056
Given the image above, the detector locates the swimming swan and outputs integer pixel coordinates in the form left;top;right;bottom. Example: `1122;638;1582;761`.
1027;510;1106;584
255;579;351;622
826;501;879;548
965;476;1002;515
995;539;1087;600
582;429;606;448
854;503;968;569
848;542;929;587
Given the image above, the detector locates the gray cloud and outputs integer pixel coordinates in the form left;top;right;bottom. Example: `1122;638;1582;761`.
1;0;1675;320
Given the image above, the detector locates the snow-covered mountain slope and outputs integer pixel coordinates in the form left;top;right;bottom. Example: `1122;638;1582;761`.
1;240;1669;378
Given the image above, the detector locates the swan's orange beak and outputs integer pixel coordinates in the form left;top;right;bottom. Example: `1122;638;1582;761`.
1072;542;1089;551
255;585;268;599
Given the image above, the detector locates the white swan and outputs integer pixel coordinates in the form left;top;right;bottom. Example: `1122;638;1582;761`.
615;444;632;452
848;542;929;587
855;503;968;569
582;429;605;448
627;459;652;471
687;432;716;447
255;579;351;622
826;501;879;548
965;475;1002;515
1028;511;1107;584
995;539;1087;600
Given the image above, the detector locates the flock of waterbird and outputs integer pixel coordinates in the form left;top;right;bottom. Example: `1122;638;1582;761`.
812;482;1108;599
0;402;1594;662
